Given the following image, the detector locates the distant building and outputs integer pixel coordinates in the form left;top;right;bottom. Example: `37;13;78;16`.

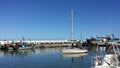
96;35;112;42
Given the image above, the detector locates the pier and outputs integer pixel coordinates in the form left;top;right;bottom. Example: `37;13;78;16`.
0;40;84;50
0;36;120;50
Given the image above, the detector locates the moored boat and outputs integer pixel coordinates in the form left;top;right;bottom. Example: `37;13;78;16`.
18;45;34;50
62;9;88;54
62;48;88;54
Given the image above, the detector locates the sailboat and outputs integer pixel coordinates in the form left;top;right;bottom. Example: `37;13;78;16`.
62;9;88;54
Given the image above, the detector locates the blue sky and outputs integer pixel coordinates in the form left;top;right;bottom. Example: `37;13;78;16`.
0;0;120;40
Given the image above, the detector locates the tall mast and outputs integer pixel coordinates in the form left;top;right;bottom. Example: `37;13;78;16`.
109;16;114;39
71;9;74;43
80;28;82;42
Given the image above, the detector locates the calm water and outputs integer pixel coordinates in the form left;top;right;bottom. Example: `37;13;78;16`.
0;47;105;68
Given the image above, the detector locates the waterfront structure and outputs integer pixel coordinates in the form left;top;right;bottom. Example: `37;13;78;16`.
0;40;69;45
0;39;79;50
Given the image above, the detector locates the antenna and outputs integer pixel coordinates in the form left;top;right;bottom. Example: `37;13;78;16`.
71;9;74;43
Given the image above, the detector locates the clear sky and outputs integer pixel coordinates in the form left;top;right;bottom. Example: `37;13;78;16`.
0;0;120;40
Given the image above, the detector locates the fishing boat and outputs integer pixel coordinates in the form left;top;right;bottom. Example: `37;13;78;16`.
9;42;34;50
18;45;34;50
62;9;88;54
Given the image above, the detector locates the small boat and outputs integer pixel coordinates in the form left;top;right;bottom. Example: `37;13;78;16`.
18;44;34;50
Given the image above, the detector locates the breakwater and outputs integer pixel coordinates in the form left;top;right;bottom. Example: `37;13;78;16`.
0;40;84;50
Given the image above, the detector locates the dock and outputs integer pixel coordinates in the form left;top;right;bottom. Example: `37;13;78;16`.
0;40;84;50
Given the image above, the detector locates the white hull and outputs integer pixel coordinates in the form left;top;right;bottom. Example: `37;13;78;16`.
62;48;88;54
93;54;120;68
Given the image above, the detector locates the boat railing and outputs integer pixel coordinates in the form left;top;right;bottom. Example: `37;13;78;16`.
104;43;120;67
91;56;103;68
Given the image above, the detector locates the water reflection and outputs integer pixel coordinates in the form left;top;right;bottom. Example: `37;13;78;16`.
62;53;88;68
0;49;35;59
62;53;87;58
0;48;61;59
0;47;105;68
0;46;105;59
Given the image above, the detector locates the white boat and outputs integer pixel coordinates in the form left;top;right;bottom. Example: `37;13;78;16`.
92;43;120;68
62;48;88;54
62;10;88;54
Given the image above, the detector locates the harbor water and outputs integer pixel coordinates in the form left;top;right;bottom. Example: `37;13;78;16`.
0;47;105;68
